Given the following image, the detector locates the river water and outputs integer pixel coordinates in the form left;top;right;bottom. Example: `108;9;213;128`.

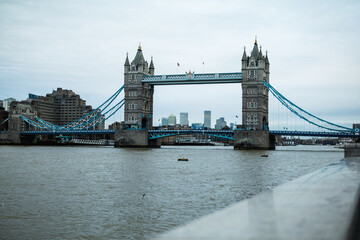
0;145;343;239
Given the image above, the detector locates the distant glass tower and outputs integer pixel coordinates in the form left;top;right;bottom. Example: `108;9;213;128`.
180;112;189;126
168;113;176;125
204;110;211;129
161;117;168;126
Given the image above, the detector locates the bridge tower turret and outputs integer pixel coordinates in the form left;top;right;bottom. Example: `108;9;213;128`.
123;44;154;130
241;38;269;131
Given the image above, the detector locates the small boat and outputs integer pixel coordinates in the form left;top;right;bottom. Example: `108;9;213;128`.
178;158;188;161
261;154;268;157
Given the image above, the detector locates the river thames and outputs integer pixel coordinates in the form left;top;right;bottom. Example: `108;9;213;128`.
0;145;343;239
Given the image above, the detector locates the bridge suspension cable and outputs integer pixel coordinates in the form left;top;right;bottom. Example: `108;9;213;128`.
264;81;353;132
19;85;125;131
0;118;9;126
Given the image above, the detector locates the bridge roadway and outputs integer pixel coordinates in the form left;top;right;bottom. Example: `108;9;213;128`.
142;72;243;85
20;130;116;135
19;129;359;139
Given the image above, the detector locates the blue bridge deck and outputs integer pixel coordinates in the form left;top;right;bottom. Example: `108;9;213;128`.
142;72;242;85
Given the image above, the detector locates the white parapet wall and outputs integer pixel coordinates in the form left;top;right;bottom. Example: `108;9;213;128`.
154;157;360;240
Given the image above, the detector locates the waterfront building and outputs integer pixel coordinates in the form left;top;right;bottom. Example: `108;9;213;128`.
191;123;203;129
180;112;189;126
23;88;104;129
2;97;16;111
204;110;211;129
162;117;168;126
168;113;176;125
230;123;235;130
215;117;227;130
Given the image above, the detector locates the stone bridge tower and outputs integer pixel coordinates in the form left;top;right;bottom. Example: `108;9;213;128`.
241;38;269;130
234;38;275;149
115;44;160;148
123;44;154;130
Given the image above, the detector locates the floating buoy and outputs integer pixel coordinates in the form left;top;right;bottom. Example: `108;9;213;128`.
261;154;268;157
178;158;188;161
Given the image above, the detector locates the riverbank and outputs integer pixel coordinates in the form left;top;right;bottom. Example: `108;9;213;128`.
155;156;360;240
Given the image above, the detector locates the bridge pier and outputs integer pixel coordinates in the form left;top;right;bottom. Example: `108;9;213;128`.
0;131;21;144
114;129;161;148
234;130;275;150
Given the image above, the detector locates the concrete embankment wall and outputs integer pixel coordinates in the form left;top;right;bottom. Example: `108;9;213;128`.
154;156;360;240
345;143;360;158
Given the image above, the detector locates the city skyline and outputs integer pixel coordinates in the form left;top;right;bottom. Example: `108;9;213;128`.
0;0;359;129
158;111;237;129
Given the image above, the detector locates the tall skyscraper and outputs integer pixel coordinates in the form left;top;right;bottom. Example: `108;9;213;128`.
168;113;176;125
180;112;189;126
204;110;211;129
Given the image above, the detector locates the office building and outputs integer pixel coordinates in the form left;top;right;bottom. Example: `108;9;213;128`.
180;112;189;126
215;117;227;130
25;88;104;129
162;117;168;126
168;113;176;125
204;110;211;129
2;98;16;111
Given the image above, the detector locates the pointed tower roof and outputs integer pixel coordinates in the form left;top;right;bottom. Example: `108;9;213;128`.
251;37;260;59
265;50;269;64
242;46;247;61
132;43;145;66
149;56;154;69
124;52;130;66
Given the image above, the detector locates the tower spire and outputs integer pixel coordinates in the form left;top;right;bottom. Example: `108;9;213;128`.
124;52;130;66
149;56;154;69
242;46;247;61
138;42;142;51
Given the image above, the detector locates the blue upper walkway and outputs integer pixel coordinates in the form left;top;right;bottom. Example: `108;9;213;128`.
142;72;243;85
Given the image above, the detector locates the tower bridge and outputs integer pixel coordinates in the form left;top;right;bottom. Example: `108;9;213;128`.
115;39;273;149
2;38;358;148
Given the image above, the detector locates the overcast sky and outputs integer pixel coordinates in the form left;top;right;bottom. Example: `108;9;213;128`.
0;0;359;129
